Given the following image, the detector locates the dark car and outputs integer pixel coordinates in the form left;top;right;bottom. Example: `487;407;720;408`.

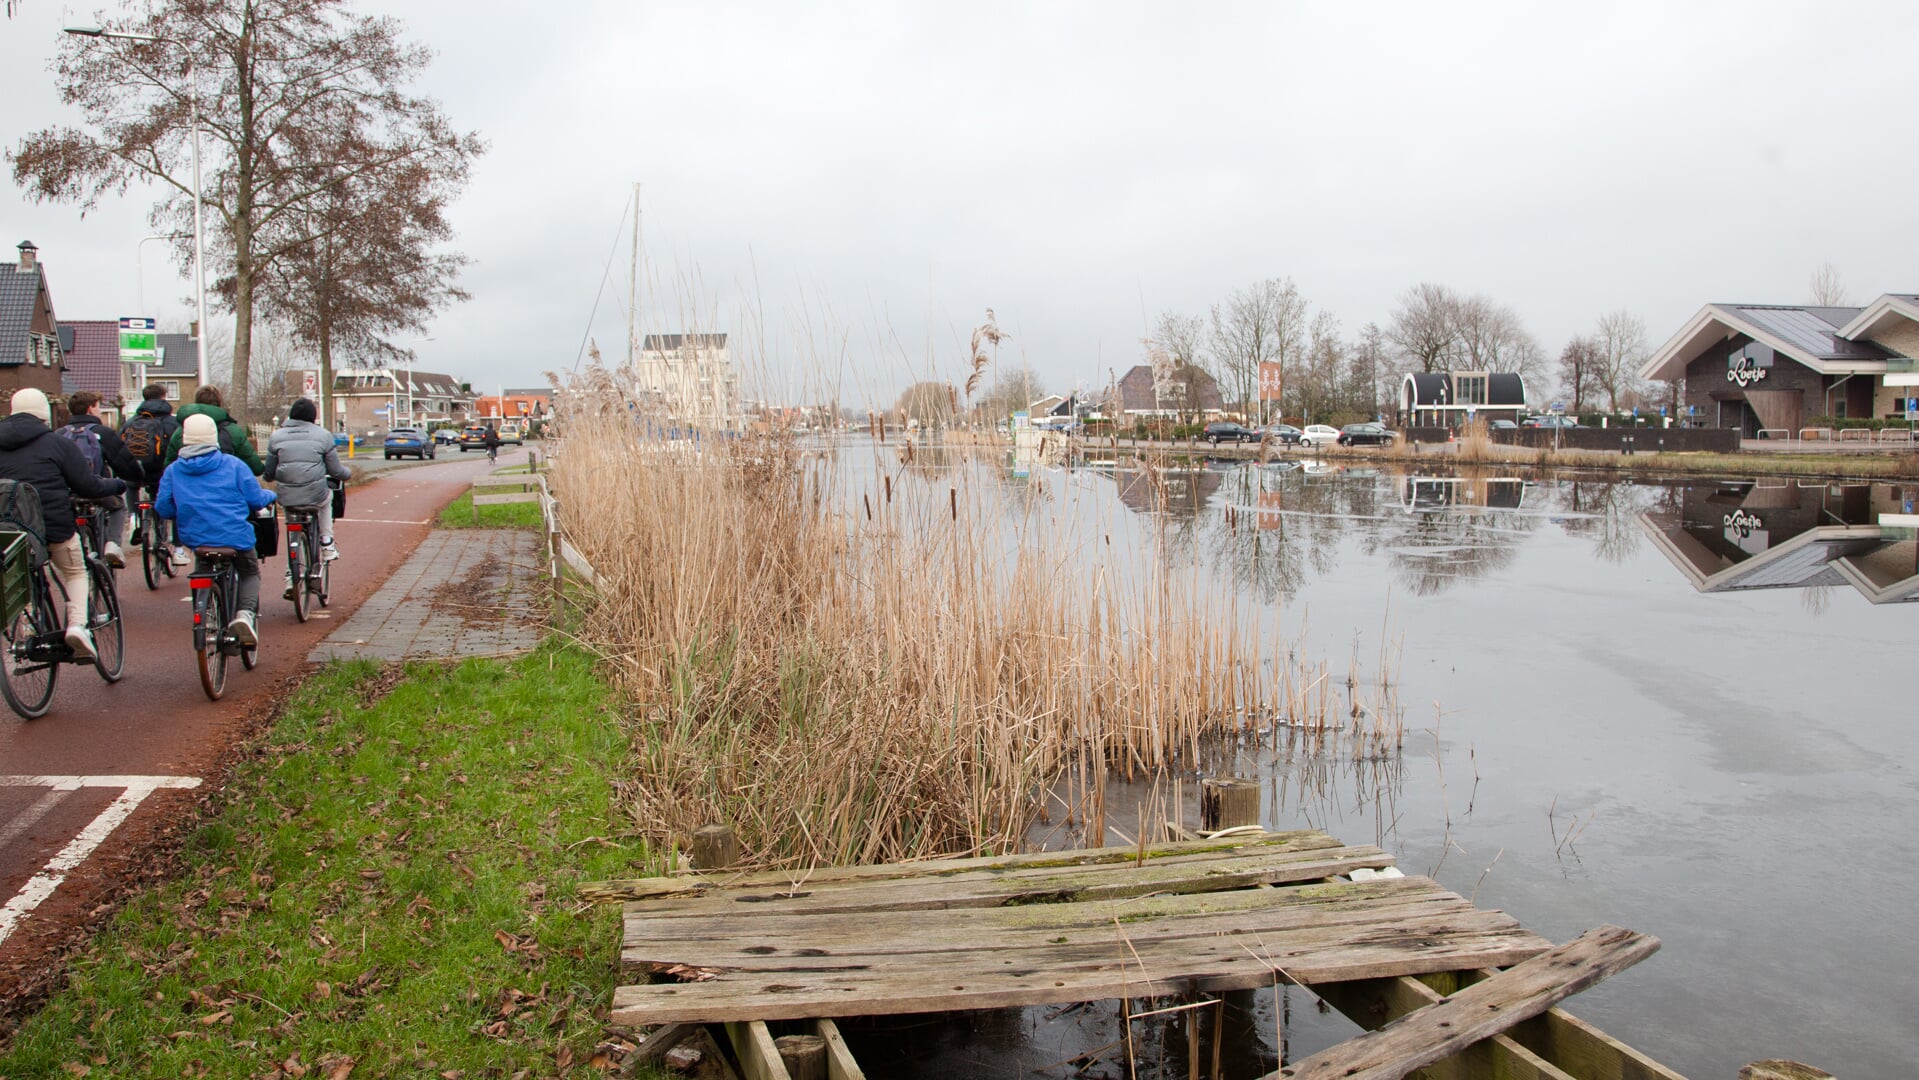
1522;415;1582;429
1488;419;1519;431
1202;422;1261;445
1336;423;1397;447
1264;423;1303;445
431;427;461;445
457;424;491;452
382;427;434;460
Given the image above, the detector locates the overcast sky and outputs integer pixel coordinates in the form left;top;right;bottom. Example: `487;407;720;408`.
6;1;1918;406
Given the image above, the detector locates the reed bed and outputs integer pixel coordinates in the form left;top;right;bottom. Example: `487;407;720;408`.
550;387;1403;868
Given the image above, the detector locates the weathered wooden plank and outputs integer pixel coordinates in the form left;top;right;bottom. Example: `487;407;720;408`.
581;829;1340;903
1311;975;1577;1080
1274;925;1660;1080
1459;971;1690;1080
622;879;1501;972
614;844;1393;920
610;918;1550;1025
473;491;542;506
812;1019;865;1080
725;1020;793;1080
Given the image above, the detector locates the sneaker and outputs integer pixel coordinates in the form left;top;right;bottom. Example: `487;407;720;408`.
228;609;259;647
104;541;126;569
129;525;144;546
321;540;340;563
170;545;192;566
283;577;296;601
64;626;96;660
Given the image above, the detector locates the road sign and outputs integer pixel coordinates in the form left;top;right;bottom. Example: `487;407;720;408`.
1258;362;1284;401
302;372;317;396
1550;400;1565;413
118;317;158;364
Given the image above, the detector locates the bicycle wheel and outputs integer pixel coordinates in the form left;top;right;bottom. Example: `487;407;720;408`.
197;580;228;701
1;583;59;719
88;565;124;683
158;517;177;579
315;548;331;607
141;511;162;591
288;539;308;623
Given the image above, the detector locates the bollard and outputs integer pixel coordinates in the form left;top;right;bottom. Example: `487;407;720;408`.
774;1034;827;1080
1200;777;1260;832
690;823;739;870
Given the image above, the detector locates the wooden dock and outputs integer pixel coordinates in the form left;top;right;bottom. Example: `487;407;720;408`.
593;829;1683;1079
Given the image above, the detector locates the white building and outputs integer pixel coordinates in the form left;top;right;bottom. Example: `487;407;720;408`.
634;333;739;431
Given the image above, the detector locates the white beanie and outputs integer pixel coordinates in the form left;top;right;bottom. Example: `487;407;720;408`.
182;413;220;446
9;388;50;423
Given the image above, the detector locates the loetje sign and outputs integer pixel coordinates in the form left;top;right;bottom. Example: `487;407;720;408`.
1258;361;1284;401
118;317;158;364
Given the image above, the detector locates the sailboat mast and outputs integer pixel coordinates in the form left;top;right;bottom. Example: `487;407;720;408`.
627;181;639;371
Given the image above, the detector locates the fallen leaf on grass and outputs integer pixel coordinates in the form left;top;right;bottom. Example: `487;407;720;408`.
319;1055;355;1080
197;1009;231;1025
60;1063;90;1077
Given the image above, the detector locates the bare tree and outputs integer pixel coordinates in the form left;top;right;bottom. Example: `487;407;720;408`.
1151;311;1207;371
1209;278;1306;418
1385;283;1461;373
1346;322;1387;419
1295;310;1344;423
1557;336;1602;413
1808;260;1852;306
1453;295;1548;404
978;364;1046;422
896;381;958;427
12;0;482;419
1591;309;1649;414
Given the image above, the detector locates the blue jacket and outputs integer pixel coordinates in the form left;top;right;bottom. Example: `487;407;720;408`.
155;445;278;549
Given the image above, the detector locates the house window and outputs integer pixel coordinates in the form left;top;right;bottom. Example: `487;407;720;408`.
156;380;181;401
1455;374;1488;406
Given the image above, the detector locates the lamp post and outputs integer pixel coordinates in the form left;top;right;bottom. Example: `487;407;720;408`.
67;27;209;387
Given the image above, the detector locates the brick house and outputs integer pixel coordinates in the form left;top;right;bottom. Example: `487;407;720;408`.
1641;295;1919;436
0;242;69;403
1104;363;1225;420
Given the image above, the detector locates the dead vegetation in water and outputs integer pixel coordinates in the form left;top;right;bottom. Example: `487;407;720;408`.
550;378;1404;868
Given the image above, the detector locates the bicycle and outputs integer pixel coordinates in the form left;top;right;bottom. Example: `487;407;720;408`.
0;513;126;719
133;490;176;590
282;501;332;623
189;546;259;701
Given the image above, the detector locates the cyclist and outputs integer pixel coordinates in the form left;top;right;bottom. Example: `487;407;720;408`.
164;385;265;475
155;413;277;647
263;397;350;598
0;388;128;659
121;383;182;544
483;422;501;464
60;391;144;569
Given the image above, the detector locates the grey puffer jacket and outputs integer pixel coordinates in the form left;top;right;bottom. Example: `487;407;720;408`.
263;418;349;508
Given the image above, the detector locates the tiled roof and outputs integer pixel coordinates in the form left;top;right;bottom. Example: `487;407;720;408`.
0;263;47;367
152;333;200;376
59;320;123;399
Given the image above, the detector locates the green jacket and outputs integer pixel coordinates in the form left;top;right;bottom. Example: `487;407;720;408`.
164;402;265;476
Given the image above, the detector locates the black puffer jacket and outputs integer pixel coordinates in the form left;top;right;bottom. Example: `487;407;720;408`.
64;413;145;486
0;413;128;543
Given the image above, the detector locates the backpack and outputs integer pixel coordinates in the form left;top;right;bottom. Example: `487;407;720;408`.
0;478;48;565
122;414;169;464
57;423;109;479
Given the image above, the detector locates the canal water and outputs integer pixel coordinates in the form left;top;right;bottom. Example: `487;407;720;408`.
841;453;1919;1079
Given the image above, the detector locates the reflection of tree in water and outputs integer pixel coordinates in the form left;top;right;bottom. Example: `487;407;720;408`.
1554;478;1667;564
1199;467;1369;603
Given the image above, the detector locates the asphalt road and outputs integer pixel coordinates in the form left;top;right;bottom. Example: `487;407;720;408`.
0;445;531;996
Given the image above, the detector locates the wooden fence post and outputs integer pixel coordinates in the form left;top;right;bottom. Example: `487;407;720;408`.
1200;777;1260;832
691;824;739;870
774;1034;827;1080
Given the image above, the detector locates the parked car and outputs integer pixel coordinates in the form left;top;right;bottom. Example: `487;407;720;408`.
457;424;491;451
1522;415;1582;429
1488;419;1519;431
1337;423;1397;447
1263;423;1303;445
1298;424;1341;448
1202;422;1261;445
383;427;434;460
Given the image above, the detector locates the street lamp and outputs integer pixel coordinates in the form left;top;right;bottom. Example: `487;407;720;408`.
65;26;209;387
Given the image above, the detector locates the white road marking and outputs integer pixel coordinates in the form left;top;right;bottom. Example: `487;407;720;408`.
0;788;73;852
0;775;202;946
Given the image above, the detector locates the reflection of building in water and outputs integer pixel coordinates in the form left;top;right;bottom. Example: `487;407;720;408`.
1400;475;1526;513
1638;481;1919;604
1111;466;1224;516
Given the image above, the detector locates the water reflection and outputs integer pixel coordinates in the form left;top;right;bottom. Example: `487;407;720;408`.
1638;479;1919;605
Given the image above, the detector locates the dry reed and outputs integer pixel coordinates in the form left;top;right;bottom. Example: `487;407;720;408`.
550;378;1403;868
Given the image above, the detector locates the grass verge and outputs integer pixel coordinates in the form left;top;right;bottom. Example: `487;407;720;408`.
437;490;545;530
0;645;661;1080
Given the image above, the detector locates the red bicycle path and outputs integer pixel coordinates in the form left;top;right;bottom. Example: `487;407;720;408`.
0;446;527;1007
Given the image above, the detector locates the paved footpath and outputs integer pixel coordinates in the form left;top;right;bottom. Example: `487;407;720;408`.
0;445;535;1001
310;529;542;662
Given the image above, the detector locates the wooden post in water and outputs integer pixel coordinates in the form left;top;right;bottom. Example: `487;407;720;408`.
690;824;739;871
774;1034;827;1080
1200;777;1260;833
